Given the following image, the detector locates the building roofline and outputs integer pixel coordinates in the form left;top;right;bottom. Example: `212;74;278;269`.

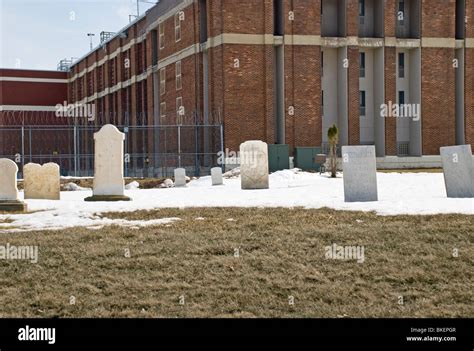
70;12;149;69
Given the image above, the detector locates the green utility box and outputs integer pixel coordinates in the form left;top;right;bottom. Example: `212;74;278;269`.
268;144;290;173
294;147;323;171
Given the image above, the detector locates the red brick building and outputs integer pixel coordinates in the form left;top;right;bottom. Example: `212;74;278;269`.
2;0;473;170
0;69;69;158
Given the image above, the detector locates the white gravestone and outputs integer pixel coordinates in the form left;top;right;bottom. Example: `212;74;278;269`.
240;141;269;190
342;146;378;202
85;125;130;201
211;167;223;186
174;168;187;187
24;163;60;200
440;145;474;198
0;158;27;211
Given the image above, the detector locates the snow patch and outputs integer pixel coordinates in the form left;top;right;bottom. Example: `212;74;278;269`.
0;171;472;232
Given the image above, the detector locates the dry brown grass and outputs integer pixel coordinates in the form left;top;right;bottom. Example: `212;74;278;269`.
0;208;472;318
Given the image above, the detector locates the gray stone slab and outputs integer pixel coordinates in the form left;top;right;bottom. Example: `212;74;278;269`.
342;146;378;202
211;167;223;186
174;168;187;187
440;145;474;198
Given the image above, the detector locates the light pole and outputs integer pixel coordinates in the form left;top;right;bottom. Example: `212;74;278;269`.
87;33;95;51
136;1;159;16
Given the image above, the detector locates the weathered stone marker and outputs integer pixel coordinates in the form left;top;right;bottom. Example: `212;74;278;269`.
342;145;378;202
24;163;60;200
0;158;27;211
211;167;223;186
85;124;131;201
240;140;269;190
174;168;187;187
440;145;474;198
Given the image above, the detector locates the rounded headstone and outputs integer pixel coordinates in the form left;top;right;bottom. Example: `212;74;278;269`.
24;163;60;200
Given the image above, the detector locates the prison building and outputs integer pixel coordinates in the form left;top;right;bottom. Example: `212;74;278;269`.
65;0;473;160
1;0;473;174
0;68;69;158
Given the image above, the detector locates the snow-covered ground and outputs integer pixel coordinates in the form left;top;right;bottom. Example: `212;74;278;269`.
0;170;472;232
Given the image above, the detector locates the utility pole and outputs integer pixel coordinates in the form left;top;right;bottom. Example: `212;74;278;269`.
87;33;95;51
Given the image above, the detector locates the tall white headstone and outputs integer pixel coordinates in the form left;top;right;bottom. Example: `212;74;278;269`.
440;145;474;198
85;125;131;201
342;145;378;202
211;167;223;186
240;140;269;190
174;168;187;187
24;163;60;200
0;158;27;211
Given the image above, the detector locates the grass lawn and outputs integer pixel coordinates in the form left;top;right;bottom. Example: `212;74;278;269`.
0;208;472;318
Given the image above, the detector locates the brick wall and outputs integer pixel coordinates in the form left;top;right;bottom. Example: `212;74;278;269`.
421;48;456;154
466;48;474;145
421;0;455;37
347;46;360;145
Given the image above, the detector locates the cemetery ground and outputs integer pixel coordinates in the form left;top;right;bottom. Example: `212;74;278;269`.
0;207;472;318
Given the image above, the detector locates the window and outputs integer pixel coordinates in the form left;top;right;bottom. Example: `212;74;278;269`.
159;22;165;49
98;65;104;91
176;96;183;124
398;52;405;78
359;0;365;24
176;96;183;115
160;67;166;95
359;0;365;16
360;52;366;78
176;61;182;91
399;91;405;103
360;91;366;116
151;30;158;65
398;91;405;116
87;72;93;96
398;0;405;24
321;51;324;76
160;102;166;118
175;13;182;42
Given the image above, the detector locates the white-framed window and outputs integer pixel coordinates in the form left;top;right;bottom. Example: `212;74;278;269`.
175;13;182;42
176;96;183;115
159;22;165;50
160;102;166;118
176;96;183;124
160;67;166;95
176;60;182;90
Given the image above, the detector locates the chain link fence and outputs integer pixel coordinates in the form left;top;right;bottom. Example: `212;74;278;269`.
0;124;224;178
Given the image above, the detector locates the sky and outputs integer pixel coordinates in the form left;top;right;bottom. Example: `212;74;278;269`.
0;0;157;71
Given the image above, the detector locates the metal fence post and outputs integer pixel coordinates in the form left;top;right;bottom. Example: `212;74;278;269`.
220;124;224;171
73;125;77;177
28;128;32;163
21;125;25;174
178;125;181;169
